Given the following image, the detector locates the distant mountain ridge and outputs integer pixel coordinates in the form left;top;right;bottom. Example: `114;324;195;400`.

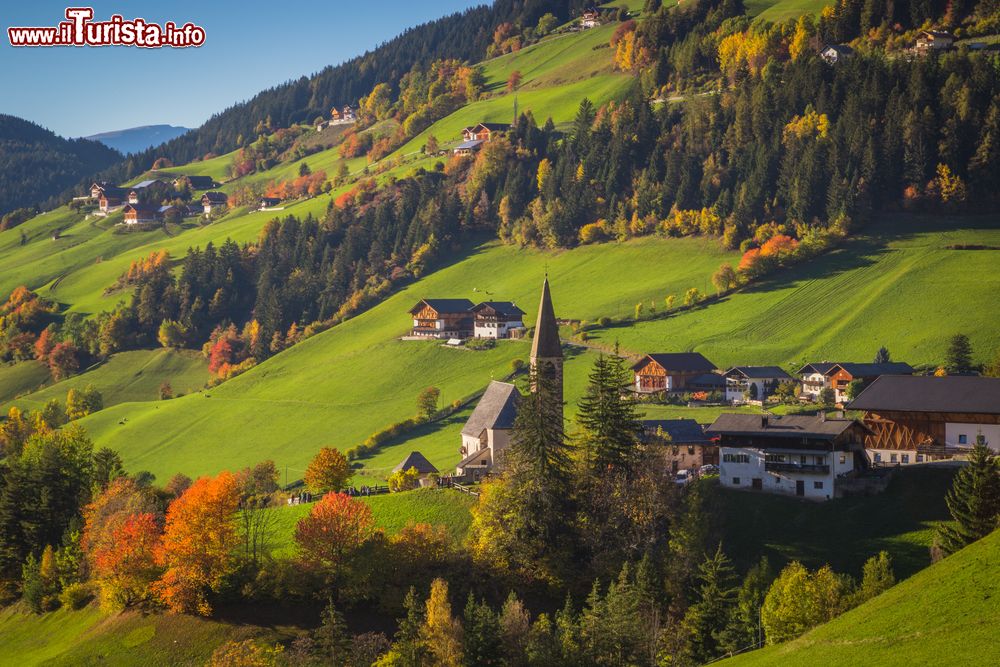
0;114;121;217
85;124;191;155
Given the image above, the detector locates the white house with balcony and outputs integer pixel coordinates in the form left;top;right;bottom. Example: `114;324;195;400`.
707;413;870;501
724;366;795;403
470;301;525;339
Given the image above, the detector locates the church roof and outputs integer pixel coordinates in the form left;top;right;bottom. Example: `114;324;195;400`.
530;277;562;359
461;381;520;437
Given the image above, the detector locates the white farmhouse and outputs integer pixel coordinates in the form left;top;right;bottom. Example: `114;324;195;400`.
706;413;870;501
724;366;795;403
470;301;525;339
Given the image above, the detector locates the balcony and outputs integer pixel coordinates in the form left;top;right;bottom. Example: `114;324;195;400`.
765;462;830;475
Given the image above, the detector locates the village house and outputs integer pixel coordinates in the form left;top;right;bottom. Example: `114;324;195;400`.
796;361;914;402
632;352;717;394
916;30;954;52
456;381;520;480
172;175;215;190
724;366;794;403
122;204;160;226
201;191;228;215
394;451;439;486
259;197;282;210
707;413;870;501
157;204;187;221
820;44;854;63
98;190;125;213
825;362;914;403
330;105;356;125
454;123;509;155
847;375;1000;465
580;9;601;29
456;277;563;479
640;418;718;473
90;181;113;199
126;179;163;205
408;298;475;338
471;301;525;339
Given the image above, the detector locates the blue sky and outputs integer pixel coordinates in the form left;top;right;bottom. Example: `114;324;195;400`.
1;0;484;138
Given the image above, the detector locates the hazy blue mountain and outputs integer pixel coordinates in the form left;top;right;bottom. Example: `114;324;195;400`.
86;124;191;154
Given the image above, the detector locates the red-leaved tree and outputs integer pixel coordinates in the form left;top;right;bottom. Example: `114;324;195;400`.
295;492;377;579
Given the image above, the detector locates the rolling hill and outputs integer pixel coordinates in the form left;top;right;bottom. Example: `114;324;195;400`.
720;528;1000;666
85;125;191;155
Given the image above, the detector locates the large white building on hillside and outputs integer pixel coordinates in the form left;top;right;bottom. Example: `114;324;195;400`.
706;413;870;501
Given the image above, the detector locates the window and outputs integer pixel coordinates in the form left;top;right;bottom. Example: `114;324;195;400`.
732;477;741;486
723;453;750;464
958;434;968;445
815;456;826;466
688;446;696;455
902;454;910;464
814;481;824;489
874;452;882;462
839;454;846;465
890;453;898;463
917;454;924;463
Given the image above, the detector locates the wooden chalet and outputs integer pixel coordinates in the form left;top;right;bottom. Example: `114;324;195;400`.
916;30;954;52
98;189;125;212
126;180;162;205
122;204;160;225
825;362;914;402
641;418;718;472
580;9;601;29
847;375;1000;464
632;352;717;393
201;191;228;214
471;301;525;339
461;123;509;143
408;298;475;338
259;197;282;209
90;181;112;199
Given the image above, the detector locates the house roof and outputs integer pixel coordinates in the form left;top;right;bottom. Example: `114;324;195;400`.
409;298;476;315
182;175;214;188
393;451;439;474
846;375;1000;415
99;187;126;199
530;277;562;359
123;204;158;216
828;362;914;378
688;372;725;388
822;44;854;55
726;366;794;380
462;381;520;437
201;191;228;203
472;301;525;317
641;418;711;444
157;205;178;214
706;413;869;440
131;179;161;190
475;123;509;132
455;139;485;150
633;353;716;373
797;362;844;375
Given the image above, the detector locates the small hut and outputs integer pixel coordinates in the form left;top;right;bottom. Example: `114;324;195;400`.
394;451;439;487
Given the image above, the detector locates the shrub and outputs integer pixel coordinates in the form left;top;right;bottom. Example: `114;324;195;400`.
598;316;612;327
388;467;421;492
59;582;94;610
466;337;496;351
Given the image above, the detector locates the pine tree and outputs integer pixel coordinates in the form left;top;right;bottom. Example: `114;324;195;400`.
508;365;572;489
393;586;428;666
719;556;772;654
681;545;738;665
577;353;642;473
873;345;891;364
945;334;974;374
462;594;501;667
314;600;351;664
936;438;1000;555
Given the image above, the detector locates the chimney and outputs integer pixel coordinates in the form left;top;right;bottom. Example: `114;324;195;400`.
761;414;769;428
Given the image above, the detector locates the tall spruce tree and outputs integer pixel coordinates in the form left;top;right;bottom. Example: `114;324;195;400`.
936;438;1000;555
508;365;572;489
681;545;738;665
945;334;974;374
577;353;642;473
873;345;891;364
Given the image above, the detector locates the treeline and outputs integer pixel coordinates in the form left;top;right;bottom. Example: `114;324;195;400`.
0;115;120;217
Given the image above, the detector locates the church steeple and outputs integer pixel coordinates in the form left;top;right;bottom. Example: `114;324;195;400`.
530;276;563;403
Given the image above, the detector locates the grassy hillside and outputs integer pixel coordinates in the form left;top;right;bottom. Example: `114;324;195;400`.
2;349;209;414
0;604;284;667
269;488;476;558
716;465;955;579
720;528;1000;666
587;214;1000;369
746;0;833;22
76;234;733;482
0;361;49;405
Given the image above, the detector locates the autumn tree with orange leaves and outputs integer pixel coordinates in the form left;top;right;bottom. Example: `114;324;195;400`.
294;492;376;580
82;478;162;609
154;472;240;615
304;447;352;494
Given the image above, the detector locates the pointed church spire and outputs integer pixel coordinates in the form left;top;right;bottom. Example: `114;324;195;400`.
531;276;562;361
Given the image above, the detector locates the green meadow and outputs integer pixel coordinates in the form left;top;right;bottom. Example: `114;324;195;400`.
745;0;834;22
0;361;50;405
721;527;1000;667
1;349;209;414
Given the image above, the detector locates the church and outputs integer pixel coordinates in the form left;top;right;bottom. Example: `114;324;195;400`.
455;277;563;479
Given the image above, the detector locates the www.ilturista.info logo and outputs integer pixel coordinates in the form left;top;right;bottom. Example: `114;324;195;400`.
7;7;206;48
